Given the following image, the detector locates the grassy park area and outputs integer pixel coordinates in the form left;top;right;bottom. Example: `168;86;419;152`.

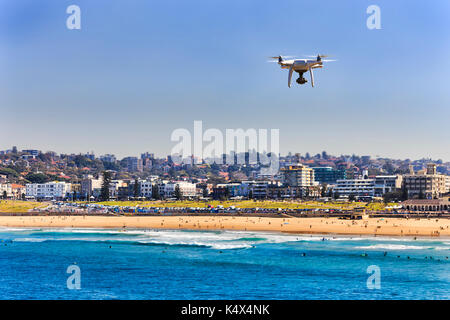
0;200;49;213
0;199;396;213
94;199;395;211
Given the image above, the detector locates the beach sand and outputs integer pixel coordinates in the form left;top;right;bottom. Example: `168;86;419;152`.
0;215;449;237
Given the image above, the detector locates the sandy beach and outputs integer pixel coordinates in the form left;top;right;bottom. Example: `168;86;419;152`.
0;215;449;237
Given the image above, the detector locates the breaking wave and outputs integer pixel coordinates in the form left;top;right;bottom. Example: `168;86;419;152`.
355;244;450;251
2;227;450;251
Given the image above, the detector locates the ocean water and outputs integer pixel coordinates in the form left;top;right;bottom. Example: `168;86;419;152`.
0;227;449;300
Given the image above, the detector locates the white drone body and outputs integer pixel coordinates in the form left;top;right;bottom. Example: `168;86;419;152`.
270;55;335;87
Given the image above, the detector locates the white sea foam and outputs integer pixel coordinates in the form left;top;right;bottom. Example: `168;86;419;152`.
12;237;47;242
6;229;301;249
137;239;252;250
432;246;450;251
3;227;450;251
0;227;41;232
355;244;434;250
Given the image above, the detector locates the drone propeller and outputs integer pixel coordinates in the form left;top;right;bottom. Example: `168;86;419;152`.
268;55;297;60
304;54;331;58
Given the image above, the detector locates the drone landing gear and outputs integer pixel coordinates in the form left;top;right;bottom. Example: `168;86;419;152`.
296;72;308;85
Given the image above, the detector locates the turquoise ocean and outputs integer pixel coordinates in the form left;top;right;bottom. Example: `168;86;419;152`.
0;227;448;299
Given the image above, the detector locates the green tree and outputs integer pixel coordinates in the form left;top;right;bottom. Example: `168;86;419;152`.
327;188;333;198
303;188;310;199
383;190;403;203
73;155;92;168
152;184;160;200
0;167;19;178
401;185;408;201
133;178;140;198
25;172;50;184
174;184;182;200
100;171;112;201
222;187;230;200
321;183;328;197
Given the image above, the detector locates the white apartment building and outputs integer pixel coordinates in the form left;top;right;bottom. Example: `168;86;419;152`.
281;164;316;187
374;175;403;197
26;181;72;200
81;177;102;198
249;181;281;199
139;180;153;198
164;182;197;198
108;180;126;199
0;183;12;198
335;179;375;197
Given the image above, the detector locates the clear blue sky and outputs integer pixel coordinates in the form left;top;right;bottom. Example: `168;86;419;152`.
1;0;449;160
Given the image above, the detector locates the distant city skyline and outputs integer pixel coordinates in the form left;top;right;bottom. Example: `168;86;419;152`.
1;0;449;160
1;144;449;163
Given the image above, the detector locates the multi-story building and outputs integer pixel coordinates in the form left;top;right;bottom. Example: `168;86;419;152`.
139;180;153;198
99;154;117;163
123;157;143;172
281;164;315;187
141;152;154;160
110;180;126;199
141;153;154;170
81;176;102;199
312;167;346;184
335;179;375;197
22;149;40;157
250;181;269;199
0;183;12;198
249;181;281;199
163;182;197;198
403;164;447;199
374;175;403;197
11;184;26;199
267;185;319;199
26;181;72;200
212;186;229;200
89;179;125;200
